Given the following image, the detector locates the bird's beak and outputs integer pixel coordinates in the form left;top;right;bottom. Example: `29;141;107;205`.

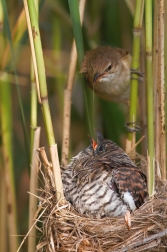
93;71;100;83
92;138;97;150
93;72;107;84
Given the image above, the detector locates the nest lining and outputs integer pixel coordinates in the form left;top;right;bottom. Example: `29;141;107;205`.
36;157;167;252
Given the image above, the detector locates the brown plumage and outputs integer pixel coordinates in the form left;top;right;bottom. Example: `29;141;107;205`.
80;46;132;103
62;132;148;227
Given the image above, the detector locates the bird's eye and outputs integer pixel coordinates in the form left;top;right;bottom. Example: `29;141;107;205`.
98;145;104;152
107;64;112;71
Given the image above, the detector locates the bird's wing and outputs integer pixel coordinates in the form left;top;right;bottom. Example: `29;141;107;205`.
111;166;148;208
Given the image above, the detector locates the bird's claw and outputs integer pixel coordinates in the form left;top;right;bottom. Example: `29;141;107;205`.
131;68;144;77
131;69;144;82
125;122;141;132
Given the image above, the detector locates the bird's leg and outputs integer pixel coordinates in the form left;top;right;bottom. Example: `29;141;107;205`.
125;210;131;230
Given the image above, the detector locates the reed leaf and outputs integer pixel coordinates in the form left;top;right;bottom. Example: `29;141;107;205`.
68;0;84;65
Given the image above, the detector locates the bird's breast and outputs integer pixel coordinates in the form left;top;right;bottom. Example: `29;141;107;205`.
88;68;131;102
62;169;128;218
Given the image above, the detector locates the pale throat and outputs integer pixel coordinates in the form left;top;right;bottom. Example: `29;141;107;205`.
99;72;118;83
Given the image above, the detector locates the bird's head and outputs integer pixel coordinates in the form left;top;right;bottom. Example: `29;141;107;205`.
80;46;125;84
91;131;109;155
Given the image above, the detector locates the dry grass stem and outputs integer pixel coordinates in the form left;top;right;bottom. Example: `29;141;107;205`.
61;0;86;167
23;0;41;103
129;135;145;153
154;0;166;180
153;0;160;179
28;127;41;252
50;144;64;200
158;0;166;179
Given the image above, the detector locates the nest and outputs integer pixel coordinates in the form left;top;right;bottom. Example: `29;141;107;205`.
36;151;167;252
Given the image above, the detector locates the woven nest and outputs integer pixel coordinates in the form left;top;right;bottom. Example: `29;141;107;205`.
36;153;167;252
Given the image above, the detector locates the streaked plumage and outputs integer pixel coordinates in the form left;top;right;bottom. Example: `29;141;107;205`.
62;132;148;221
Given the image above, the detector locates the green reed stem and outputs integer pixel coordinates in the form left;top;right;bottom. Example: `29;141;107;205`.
24;0;64;199
145;0;154;195
28;1;39;252
26;0;55;145
128;0;144;142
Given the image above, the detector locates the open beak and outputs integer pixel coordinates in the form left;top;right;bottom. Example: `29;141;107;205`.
92;138;97;150
87;134;98;150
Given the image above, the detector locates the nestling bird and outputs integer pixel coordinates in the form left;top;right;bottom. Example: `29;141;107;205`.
62;131;148;229
80;46;133;103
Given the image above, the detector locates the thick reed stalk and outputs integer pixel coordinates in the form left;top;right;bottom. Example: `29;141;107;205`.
145;0;155;195
165;1;167;177
23;0;64;199
28;127;40;252
153;0;160;179
154;0;166;179
61;0;86;166
126;0;144;153
158;0;166;179
30;0;38;158
28;1;39;251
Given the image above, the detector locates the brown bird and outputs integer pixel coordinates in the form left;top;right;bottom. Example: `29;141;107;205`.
62;131;148;229
80;46;133;103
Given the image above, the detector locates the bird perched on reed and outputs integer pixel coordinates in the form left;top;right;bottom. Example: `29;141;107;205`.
80;46;142;103
62;131;148;229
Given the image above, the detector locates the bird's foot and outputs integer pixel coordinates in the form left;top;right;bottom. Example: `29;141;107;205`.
131;68;144;82
125;122;141;132
125;210;131;230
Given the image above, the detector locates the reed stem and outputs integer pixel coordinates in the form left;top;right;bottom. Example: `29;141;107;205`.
126;0;144;153
62;0;86;166
24;0;64;198
158;0;166;179
145;0;155;195
28;127;40;252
